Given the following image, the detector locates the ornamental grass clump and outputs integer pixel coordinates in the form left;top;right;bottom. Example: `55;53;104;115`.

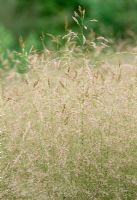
1;45;137;199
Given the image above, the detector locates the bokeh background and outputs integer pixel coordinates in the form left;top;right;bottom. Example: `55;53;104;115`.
0;0;137;50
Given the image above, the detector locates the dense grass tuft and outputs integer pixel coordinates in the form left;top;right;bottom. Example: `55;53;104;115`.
1;48;137;200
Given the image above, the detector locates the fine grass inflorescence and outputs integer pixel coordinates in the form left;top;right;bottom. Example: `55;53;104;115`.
1;46;137;200
1;7;137;200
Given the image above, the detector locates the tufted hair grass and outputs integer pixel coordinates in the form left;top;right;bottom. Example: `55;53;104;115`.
1;47;137;200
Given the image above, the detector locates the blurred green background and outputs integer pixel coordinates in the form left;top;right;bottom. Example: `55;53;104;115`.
0;0;137;50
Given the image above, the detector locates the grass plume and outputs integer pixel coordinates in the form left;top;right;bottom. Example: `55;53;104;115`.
1;47;137;200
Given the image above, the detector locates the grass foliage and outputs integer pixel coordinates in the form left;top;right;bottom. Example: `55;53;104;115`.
1;46;137;199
